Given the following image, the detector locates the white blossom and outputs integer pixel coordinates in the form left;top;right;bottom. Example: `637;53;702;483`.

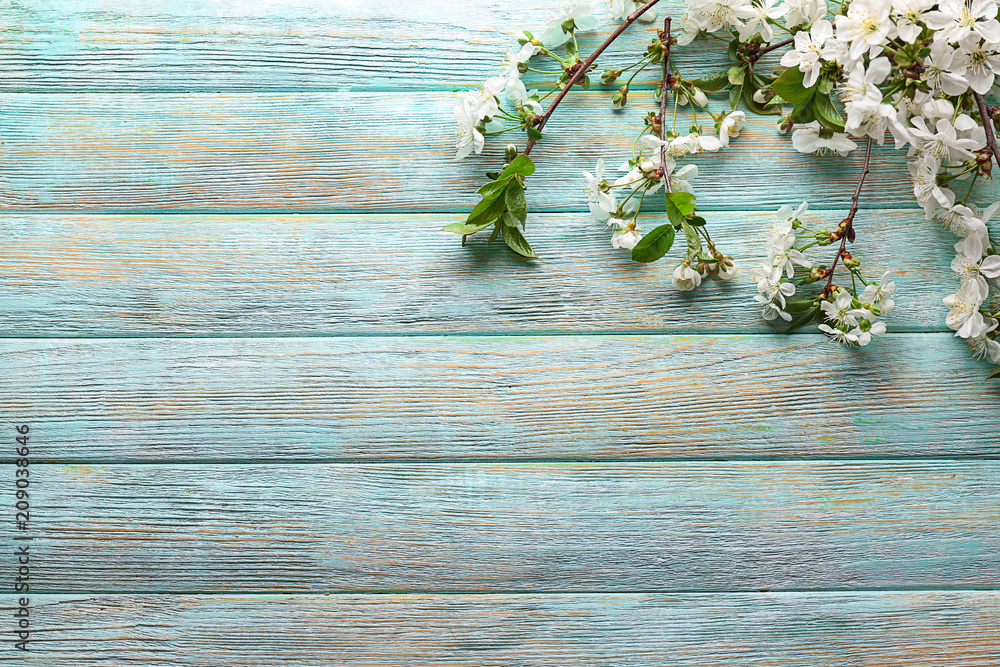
718;110;746;147
453;102;484;160
955;34;1000;94
944;279;989;338
792;122;858;156
892;0;935;42
611;0;659;21
780;19;833;88
672;263;703;290
859;271;896;314
921;40;970;96
851;320;887;345
738;0;787;41
819;322;861;344
923;0;1000;45
542;1;600;46
785;0;828;28
834;0;892;61
821;289;865;327
608;218;643;249
584;159;618;219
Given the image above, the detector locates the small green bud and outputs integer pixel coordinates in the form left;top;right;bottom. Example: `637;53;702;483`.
505;145;518;162
601;69;622;84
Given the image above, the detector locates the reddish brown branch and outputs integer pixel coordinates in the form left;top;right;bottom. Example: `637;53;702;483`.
523;0;662;156
748;37;793;64
822;137;873;296
659;16;672;194
974;91;1000;171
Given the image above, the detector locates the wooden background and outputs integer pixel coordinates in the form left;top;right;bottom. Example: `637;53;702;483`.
2;0;999;663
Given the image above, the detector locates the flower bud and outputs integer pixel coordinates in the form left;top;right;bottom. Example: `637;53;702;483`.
505;145;518;162
612;85;629;109
692;87;708;107
601;69;622;84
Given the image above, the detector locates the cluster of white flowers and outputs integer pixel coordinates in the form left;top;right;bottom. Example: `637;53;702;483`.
941;202;1000;361
450;0;1000;375
752;202;894;345
583;108;746;290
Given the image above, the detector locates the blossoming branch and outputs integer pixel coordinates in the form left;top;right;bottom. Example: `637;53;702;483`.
448;0;1000;379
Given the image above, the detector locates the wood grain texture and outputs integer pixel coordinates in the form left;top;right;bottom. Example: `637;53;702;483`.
3;335;999;461
4;92;996;211
0;0;740;92
4;592;999;665
0;210;965;336
11;461;1000;592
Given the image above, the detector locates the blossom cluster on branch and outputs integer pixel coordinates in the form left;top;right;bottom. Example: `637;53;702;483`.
448;0;1000;378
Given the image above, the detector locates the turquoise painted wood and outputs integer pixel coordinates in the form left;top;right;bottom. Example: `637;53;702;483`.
2;0;998;662
0;210;968;335
2;335;999;461
0;0;747;92
1;92;997;211
11;461;1000;592
2;592;998;665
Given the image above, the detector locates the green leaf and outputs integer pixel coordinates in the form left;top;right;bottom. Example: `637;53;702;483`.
729;82;743;110
990;365;1000;379
686;215;707;226
690;70;730;92
476;179;510;199
630;224;675;263
727;65;746;85
581;74;591;90
502;225;538;259
564;39;578;58
669;192;697;216
788;97;817;124
814;93;846;132
466;193;508;227
487;223;500;244
505;180;528;222
501;211;520;228
442;221;492;235
772;66;816;105
680;220;702;254
527;126;543;141
498;154;536;179
782;295;815;314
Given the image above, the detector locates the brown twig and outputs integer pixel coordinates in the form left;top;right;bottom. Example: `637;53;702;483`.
748;37;793;64
523;0;662;156
659;16;672;194
822;137;873;296
974;91;1000;170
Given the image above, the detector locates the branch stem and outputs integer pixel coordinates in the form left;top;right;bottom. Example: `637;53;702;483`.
659;16;673;194
823;137;872;296
523;0;662;155
974;91;1000;170
749;37;793;63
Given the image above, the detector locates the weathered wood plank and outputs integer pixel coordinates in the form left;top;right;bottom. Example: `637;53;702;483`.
9;461;1000;591
0;210;963;336
3;92;993;211
1;335;997;460
3;336;998;460
4;592;999;665
0;0;733;92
